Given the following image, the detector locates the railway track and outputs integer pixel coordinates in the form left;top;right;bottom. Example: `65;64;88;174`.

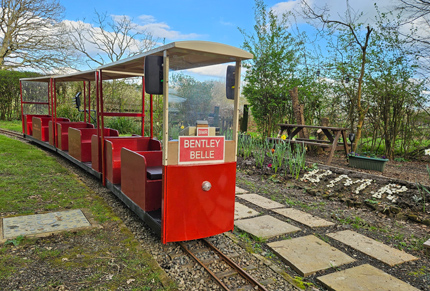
0;128;26;141
178;238;268;291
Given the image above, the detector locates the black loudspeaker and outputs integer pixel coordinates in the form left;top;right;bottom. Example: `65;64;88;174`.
144;56;164;94
226;65;235;100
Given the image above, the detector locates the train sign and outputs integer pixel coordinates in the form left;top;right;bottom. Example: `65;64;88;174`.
197;127;209;136
178;136;225;164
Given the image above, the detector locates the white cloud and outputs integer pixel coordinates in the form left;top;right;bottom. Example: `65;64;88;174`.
138;15;156;24
136;14;202;40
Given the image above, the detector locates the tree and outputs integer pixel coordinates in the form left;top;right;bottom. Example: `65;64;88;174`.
0;0;75;71
364;10;425;159
0;70;40;120
65;11;156;68
170;73;214;126
240;0;303;137
302;0;373;152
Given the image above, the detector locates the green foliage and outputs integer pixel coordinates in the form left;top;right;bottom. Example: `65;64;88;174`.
253;138;269;168
104;117;141;135
240;0;304;137
285;142;307;180
5;235;25;247
56;104;84;122
0;70;41;120
293;276;314;290
271;141;288;174
170;73;214;126
364;8;425;159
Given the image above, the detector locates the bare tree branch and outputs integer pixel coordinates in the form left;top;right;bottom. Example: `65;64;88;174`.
0;0;77;72
65;11;157;68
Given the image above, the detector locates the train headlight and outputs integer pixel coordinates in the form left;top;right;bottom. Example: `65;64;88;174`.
202;181;212;192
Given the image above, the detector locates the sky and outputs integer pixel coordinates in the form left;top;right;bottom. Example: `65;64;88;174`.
60;0;400;74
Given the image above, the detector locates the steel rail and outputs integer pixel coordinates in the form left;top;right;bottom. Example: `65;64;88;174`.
0;128;25;140
178;239;268;291
178;241;230;290
202;238;268;291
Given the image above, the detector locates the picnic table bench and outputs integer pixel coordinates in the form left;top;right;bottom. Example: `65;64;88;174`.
269;123;350;165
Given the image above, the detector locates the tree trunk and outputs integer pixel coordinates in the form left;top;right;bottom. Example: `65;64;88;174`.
290;86;308;138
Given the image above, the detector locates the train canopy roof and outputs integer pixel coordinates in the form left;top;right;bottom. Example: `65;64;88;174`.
20;41;253;82
98;40;253;75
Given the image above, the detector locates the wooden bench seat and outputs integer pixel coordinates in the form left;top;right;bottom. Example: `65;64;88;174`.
32;116;70;141
48;121;94;149
104;137;162;185
267;137;349;150
23;114;50;135
68;128;119;162
121;148;163;211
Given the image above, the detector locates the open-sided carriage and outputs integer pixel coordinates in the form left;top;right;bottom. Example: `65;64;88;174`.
20;41;253;244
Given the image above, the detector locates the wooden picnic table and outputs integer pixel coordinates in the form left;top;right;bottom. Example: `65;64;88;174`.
274;123;350;165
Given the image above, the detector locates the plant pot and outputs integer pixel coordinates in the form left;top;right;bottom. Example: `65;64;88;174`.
348;155;389;172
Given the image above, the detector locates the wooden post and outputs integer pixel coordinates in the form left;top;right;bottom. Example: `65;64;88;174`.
317;117;329;154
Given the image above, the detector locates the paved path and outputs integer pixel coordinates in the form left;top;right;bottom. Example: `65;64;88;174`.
234;186;421;291
1;209;92;243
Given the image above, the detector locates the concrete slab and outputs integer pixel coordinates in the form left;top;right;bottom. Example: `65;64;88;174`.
318;264;420;291
2;209;91;239
424;239;430;255
273;208;335;228
268;235;355;277
327;230;418;266
234;202;259;220
234;215;300;239
235;186;249;194
237;194;284;209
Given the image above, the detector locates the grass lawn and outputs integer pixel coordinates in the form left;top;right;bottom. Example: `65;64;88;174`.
0;119;22;132
0;134;174;290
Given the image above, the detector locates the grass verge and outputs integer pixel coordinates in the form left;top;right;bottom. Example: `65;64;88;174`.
0;134;175;290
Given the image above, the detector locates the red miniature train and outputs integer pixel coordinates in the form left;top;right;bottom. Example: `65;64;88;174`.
20;41;253;244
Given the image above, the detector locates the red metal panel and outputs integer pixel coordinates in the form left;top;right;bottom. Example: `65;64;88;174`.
162;162;236;244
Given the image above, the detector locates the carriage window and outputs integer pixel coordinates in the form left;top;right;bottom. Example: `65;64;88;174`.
168;63;235;141
21;81;50;115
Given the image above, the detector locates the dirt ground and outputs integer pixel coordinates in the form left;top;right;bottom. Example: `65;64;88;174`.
236;151;430;290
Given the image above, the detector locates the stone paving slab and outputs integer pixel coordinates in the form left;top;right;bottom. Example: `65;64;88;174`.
327;230;418;266
2;209;91;239
268;235;355;277
235;186;249;194
273;208;335;228
234;215;300;239
424;238;430;255
318;264;420;291
237;194;284;209
234;202;259;220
